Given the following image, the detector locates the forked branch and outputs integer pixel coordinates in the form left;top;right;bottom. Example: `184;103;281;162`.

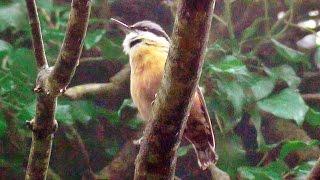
25;0;91;179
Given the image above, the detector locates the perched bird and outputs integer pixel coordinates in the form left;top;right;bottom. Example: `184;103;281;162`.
112;18;218;170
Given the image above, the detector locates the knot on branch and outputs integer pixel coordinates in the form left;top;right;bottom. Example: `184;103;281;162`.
26;119;58;139
34;67;66;97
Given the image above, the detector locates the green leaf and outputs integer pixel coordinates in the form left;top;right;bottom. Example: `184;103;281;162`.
84;29;106;49
209;55;249;76
0;3;27;31
257;88;309;125
0;75;15;95
56;104;73;124
216;133;247;177
37;0;54;12
0;113;7;137
8;48;37;79
242;17;265;40
101;38;127;62
292;160;316;177
103;111;120;126
238;161;288;180
217;80;245;115
250;77;275;100
258;143;278;153
0;39;12;58
315;47;320;69
16;101;36;121
305;108;320;127
70;101;96;123
269;65;301;88
207;40;227;53
279;140;320;160
127;118;143;130
271;39;308;63
43;28;65;43
177;145;192;157
117;99;135;115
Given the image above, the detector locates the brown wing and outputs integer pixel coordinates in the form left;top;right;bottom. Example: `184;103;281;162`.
183;86;217;170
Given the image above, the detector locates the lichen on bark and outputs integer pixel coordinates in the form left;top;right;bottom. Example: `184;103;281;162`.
25;0;92;179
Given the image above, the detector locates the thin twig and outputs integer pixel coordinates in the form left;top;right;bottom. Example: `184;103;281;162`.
224;0;235;39
212;13;227;26
263;0;270;37
25;0;48;70
79;56;106;63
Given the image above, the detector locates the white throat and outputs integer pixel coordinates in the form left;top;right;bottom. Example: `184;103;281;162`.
122;31;170;56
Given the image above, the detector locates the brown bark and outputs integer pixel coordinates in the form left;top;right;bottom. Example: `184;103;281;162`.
302;94;320;105
25;0;48;70
134;0;216;179
97;138;140;180
308;157;320;180
64;64;130;101
25;0;92;179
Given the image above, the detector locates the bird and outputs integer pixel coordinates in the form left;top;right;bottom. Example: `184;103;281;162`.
111;18;218;170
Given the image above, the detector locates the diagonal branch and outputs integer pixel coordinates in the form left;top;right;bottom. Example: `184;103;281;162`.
49;0;91;95
64;64;130;100
25;0;48;70
25;0;92;179
308;157;320;180
134;0;216;179
302;94;320;104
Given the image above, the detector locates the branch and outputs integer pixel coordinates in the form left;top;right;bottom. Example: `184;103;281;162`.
97;139;140;179
64;64;130;100
134;0;216;179
308;157;320;180
209;165;230;180
25;0;48;70
68;125;95;179
50;0;91;94
302;94;320;104
25;0;91;179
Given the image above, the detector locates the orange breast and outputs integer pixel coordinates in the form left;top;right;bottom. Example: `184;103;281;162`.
130;44;167;121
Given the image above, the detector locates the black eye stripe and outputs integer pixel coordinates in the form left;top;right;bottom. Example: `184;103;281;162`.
129;38;142;48
134;26;170;41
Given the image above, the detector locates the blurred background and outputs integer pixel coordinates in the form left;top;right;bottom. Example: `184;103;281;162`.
0;0;319;179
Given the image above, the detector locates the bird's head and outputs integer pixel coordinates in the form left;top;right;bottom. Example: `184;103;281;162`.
111;18;170;55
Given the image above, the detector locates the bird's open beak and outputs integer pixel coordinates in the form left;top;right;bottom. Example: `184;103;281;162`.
111;18;132;34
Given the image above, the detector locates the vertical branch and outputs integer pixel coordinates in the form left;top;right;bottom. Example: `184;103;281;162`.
224;0;235;39
25;0;48;70
134;0;215;179
263;0;270;37
25;0;92;179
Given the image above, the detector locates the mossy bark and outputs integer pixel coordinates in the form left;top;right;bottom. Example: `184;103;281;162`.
25;0;91;179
